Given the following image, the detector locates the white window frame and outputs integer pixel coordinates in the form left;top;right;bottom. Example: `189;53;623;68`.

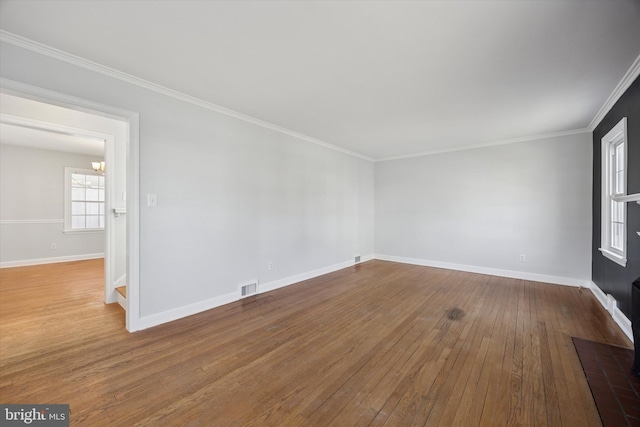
64;167;105;234
599;117;627;267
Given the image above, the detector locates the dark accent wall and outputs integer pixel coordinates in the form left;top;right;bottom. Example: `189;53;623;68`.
592;75;640;318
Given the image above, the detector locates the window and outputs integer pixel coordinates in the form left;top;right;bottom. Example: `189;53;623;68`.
64;167;105;232
599;117;627;266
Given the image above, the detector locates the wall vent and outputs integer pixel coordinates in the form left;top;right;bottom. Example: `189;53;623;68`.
240;281;258;298
355;255;361;264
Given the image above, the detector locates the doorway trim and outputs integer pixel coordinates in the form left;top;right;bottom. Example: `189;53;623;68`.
1;77;141;332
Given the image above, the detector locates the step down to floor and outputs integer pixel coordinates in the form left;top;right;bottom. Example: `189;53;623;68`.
115;285;126;310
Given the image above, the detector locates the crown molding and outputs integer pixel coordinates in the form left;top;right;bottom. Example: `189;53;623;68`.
588;52;640;131
0;112;110;141
0;30;373;162
376;128;591;162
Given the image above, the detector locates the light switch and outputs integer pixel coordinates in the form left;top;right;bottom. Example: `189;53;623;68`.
147;193;157;207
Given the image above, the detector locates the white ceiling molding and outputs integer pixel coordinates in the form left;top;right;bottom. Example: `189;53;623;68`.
0;30;373;162
588;52;640;131
376;128;592;162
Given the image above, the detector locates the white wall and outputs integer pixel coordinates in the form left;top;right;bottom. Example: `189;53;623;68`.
375;132;593;284
0;41;374;324
0;143;104;265
139;100;374;318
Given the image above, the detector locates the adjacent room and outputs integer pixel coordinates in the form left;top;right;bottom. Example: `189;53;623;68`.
1;1;639;425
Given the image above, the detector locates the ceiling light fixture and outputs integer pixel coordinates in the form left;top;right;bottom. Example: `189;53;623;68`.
92;161;105;175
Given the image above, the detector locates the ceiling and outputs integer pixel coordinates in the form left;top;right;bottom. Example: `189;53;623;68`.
0;122;104;156
0;93;105;156
1;0;639;160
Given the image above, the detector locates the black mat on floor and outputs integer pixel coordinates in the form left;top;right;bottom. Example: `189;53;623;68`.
572;337;640;427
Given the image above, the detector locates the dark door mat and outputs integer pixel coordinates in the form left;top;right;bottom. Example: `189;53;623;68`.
572;337;640;427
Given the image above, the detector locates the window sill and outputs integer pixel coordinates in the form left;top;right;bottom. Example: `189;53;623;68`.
599;248;626;267
63;229;105;235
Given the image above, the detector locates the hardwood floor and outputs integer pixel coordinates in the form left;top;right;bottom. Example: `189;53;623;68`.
0;259;632;426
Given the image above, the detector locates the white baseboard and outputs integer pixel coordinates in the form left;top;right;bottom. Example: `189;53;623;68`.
613;309;633;342
137;254;374;330
589;282;609;307
0;253;104;268
589;281;634;342
359;254;375;263
374;254;590;288
259;255;372;294
138;290;238;331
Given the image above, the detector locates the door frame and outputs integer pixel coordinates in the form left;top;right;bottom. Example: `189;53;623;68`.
1;77;141;332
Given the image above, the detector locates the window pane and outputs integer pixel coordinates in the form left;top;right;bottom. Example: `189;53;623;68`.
86;202;100;214
614;142;625;194
601;119;627;262
86;188;99;201
616;170;624;194
71;174;85;187
86;216;100;228
86;175;100;188
72;216;86;229
611;201;624;222
615;143;624;171
72;202;85;215
612;223;623;251
610;200;625;252
71;187;85;200
67;172;105;231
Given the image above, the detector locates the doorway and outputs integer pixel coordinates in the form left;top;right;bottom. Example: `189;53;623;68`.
0;80;140;331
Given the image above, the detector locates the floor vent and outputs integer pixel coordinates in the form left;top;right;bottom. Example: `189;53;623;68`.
355;255;361;264
240;281;258;298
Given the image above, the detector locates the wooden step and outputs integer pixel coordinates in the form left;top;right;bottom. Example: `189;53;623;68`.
115;285;127;311
116;286;126;298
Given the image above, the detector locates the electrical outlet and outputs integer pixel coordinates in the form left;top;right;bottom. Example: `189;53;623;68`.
50;243;57;250
519;254;526;262
268;261;274;271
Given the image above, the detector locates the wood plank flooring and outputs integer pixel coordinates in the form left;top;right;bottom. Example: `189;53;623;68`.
0;259;632;426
